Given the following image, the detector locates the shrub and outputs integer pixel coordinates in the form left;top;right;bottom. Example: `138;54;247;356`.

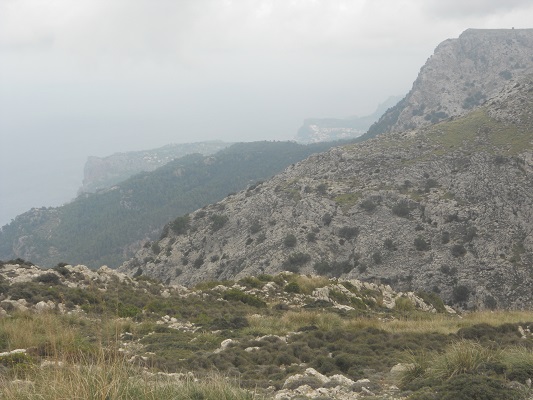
424;178;439;192
313;261;330;275
322;213;332;226
256;233;267;244
210;214;229;231
316;183;328;194
223;289;266;308
286;252;310;266
53;263;71;277
170;215;190;235
453;285;470;303
283;234;297;248
360;199;377;212
151;242;161;254
414;237;430;251
193;256;204;269
441;231;450;244
306;232;317;242
392;201;410;217
384;238;396;250
285;282;301;294
239;276;263;288
416;291;446;313
372;252;382;264
34;273;61;285
451;244;467;257
338;226;359;240
249;220;261;234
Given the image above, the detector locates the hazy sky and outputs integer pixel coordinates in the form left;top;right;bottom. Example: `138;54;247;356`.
1;0;533;226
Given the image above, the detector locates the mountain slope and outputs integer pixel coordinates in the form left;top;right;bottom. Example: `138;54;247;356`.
0;141;341;269
80;141;231;194
121;75;533;309
365;28;533;138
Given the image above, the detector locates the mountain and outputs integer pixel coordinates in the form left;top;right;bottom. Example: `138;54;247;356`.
295;96;401;143
121;74;533;309
80;141;231;194
365;28;533;138
0;141;343;269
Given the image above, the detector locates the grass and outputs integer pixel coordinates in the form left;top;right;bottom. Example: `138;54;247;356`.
283;274;330;295
0;355;257;400
427;108;532;155
333;192;361;212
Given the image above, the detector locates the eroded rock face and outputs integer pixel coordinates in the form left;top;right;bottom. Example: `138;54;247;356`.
366;28;533;137
121;75;533;309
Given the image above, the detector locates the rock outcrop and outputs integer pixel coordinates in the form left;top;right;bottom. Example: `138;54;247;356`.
121;74;533;309
366;28;533;138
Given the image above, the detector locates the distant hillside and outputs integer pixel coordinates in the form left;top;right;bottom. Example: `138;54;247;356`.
0;141;342;268
295;96;400;143
365;28;533;138
80;141;231;193
121;75;533;309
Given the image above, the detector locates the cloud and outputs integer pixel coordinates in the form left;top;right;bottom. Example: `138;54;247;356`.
419;0;533;19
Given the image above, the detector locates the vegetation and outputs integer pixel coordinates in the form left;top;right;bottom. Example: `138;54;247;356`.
1;266;533;399
0;141;339;268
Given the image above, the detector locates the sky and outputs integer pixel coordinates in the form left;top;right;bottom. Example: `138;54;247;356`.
1;0;533;226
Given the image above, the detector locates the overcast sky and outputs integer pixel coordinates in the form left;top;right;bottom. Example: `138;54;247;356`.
1;0;533;226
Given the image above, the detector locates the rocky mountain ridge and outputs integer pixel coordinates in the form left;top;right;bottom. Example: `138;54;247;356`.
80;141;231;194
121;74;533;309
365;28;533;138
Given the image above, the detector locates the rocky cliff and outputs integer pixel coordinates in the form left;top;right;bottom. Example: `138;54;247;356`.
365;28;533;138
121;75;533;309
80;141;230;193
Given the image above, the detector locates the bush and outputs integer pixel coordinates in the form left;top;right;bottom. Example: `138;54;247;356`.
392;201;410;217
451;244;467;257
53;263;71;277
316;183;328;194
193;256;204;269
384;238;396;250
170;215;190;235
34;273;61;285
453;285;470;303
285;282;301;294
414;237;430;251
338;226;359;240
249;220;261;234
210;214;229;231
223;289;266;308
416;291;446;313
283;234;297;248
360;199;377;212
313;261;330;275
284;253;311;272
